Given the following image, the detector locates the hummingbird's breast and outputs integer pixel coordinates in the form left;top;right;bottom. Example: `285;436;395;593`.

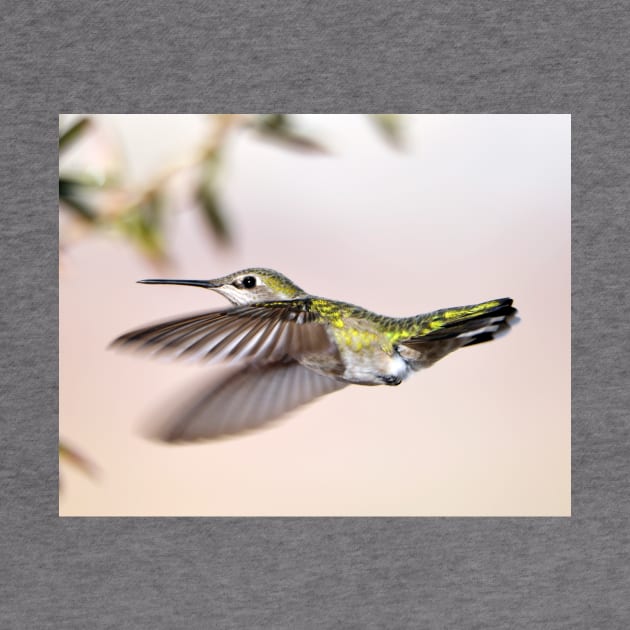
326;316;411;386
303;299;411;386
338;347;410;386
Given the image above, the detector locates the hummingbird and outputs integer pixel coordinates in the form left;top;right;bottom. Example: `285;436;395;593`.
112;268;517;442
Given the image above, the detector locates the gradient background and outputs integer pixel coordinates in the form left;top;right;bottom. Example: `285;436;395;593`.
59;114;570;516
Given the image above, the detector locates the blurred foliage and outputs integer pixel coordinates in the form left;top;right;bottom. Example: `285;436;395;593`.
196;146;230;244
369;114;404;149
253;114;328;153
59;117;92;152
59;177;98;223
59;114;403;485
59;442;97;492
116;190;165;258
59;114;403;262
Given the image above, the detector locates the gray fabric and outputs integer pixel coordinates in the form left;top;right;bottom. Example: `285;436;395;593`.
2;1;629;627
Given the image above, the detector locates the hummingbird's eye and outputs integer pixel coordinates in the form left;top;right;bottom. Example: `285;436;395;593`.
242;276;257;289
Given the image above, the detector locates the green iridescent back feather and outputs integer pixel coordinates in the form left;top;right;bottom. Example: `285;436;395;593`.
258;296;515;352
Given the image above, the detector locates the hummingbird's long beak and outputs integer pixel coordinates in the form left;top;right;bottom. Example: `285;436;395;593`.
137;279;219;289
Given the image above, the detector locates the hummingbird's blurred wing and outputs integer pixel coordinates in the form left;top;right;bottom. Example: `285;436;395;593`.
111;302;333;364
150;359;348;441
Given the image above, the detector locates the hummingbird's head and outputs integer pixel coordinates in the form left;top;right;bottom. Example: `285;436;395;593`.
138;268;306;305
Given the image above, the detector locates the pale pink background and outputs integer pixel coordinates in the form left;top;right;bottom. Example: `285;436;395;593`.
60;114;570;516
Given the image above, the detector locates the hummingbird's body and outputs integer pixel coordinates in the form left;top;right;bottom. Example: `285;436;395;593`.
112;268;517;441
263;298;384;385
295;299;418;385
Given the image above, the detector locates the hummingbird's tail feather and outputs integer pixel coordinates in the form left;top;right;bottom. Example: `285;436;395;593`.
145;359;348;442
398;298;517;368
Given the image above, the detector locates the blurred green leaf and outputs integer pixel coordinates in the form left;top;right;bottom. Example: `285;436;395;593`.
59;442;97;478
197;185;230;244
59;177;98;222
258;114;288;132
369;114;403;149
59;171;110;188
197;151;230;243
59;117;91;152
254;114;328;153
117;192;165;259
